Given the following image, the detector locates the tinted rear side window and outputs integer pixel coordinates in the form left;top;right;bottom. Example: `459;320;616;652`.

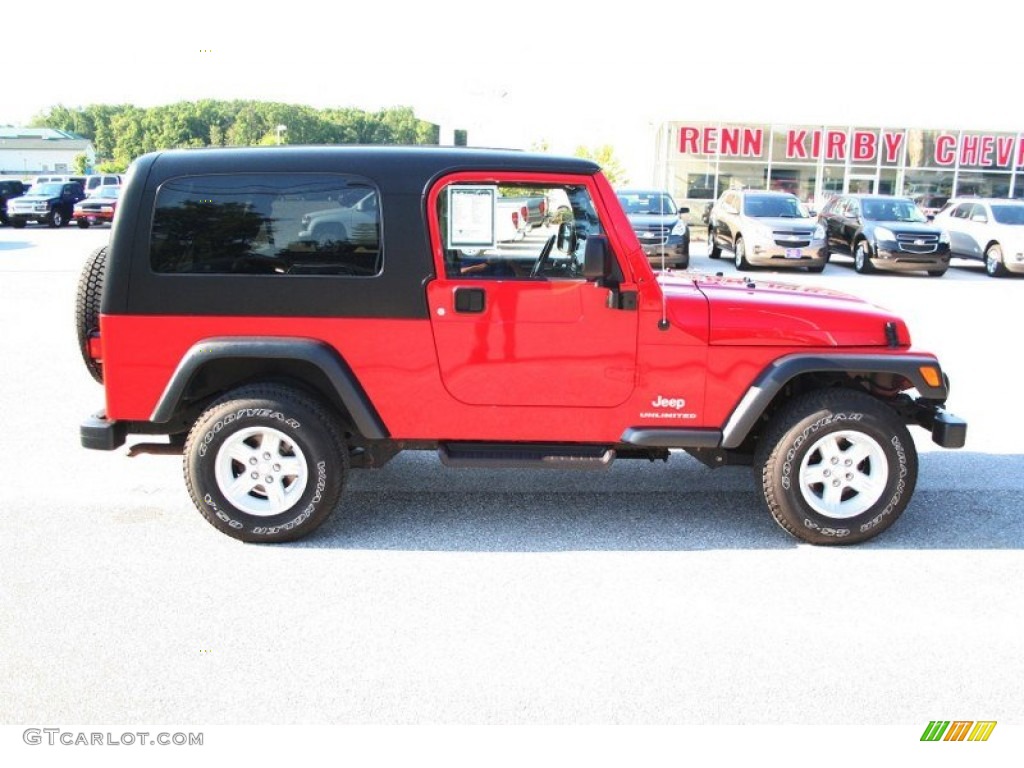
150;173;382;277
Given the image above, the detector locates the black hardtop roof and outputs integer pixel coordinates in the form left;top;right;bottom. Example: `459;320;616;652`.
142;145;601;194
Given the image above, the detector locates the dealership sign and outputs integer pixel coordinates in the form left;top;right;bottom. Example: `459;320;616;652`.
678;125;1024;168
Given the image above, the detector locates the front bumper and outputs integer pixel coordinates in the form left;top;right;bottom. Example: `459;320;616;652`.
74;210;115;224
874;240;951;271
638;232;689;265
747;240;827;268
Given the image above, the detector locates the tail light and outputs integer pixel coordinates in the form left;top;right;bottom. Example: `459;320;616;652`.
512;212;519;227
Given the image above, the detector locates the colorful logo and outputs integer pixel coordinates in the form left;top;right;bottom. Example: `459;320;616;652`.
921;721;997;742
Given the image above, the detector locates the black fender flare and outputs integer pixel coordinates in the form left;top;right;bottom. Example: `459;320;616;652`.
720;353;948;449
149;337;388;439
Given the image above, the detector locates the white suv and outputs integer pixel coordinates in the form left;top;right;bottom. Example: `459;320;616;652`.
932;198;1024;277
708;189;826;272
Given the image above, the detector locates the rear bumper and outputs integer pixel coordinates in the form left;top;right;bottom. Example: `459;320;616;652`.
81;411;126;451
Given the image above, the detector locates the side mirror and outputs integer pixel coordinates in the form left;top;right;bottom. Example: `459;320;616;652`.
556;221;577;253
927;213;936;222
583;234;612;280
678;206;690;215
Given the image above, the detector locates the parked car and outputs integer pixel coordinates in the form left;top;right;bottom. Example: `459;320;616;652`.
932;197;1024;277
708;189;826;271
84;174;123;196
913;193;949;220
296;186;380;250
0;178;27;225
32;174;86;187
616;188;690;268
5;181;86;227
819;194;951;277
73;185;120;228
76;145;966;547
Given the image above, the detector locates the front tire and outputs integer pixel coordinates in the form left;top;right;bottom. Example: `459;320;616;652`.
184;384;349;543
756;389;917;545
986;244;1008;277
49;209;64;228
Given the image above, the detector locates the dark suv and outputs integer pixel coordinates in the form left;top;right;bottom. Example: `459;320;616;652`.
819;194;951;276
0;179;26;226
615;188;690;268
6;181;86;227
76;146;965;547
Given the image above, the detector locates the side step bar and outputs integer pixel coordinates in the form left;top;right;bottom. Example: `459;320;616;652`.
439;443;615;471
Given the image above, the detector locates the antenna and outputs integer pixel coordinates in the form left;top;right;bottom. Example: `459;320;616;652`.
659;189;667;331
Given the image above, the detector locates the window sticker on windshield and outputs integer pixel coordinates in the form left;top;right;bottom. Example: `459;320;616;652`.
448;186;497;248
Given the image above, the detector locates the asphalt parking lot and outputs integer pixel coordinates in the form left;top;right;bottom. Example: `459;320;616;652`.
1;224;1022;730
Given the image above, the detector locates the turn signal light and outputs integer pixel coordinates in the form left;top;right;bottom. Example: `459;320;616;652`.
919;365;941;388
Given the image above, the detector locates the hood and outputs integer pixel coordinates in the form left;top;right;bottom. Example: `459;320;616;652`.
659;273;910;347
628;212;679;227
748;215;817;231
868;220;938;235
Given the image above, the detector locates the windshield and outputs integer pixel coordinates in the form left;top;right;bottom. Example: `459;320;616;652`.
29;183;63;197
991;205;1024;225
861;198;926;222
742;195;809;218
94;186;121;199
618;192;677;215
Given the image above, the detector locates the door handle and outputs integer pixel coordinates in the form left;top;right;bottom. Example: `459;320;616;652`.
454;287;486;313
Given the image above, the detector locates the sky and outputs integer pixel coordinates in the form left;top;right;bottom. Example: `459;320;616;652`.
5;0;1021;183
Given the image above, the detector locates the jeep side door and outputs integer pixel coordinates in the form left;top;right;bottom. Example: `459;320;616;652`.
426;175;638;408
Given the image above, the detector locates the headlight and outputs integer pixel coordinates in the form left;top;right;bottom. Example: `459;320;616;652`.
874;226;895;242
670;220;688;236
813;224;825;240
939;230;950;244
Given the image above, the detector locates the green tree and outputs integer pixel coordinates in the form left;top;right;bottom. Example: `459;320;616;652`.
29;100;441;167
574;144;629;186
72;153;90;175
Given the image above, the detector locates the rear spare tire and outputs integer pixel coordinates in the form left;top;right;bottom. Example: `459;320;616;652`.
75;246;108;383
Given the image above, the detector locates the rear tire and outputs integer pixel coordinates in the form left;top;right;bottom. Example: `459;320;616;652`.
77;219;90;229
854;240;875;274
927;269;946;277
75;246;108;383
184;384;349;543
756;389;917;545
734;236;751;270
707;229;721;259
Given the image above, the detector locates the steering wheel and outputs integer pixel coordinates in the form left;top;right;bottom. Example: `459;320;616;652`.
530;235;557;278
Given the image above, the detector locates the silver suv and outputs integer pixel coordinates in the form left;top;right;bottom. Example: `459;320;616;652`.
708;190;826;272
931;198;1024;277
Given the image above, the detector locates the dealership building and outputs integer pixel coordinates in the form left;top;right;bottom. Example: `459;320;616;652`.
654;121;1024;211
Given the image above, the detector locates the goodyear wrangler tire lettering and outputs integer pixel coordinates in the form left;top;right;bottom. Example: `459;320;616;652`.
755;389;918;546
184;385;348;543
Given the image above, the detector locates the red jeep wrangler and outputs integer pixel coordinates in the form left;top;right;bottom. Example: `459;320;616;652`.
77;147;966;545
